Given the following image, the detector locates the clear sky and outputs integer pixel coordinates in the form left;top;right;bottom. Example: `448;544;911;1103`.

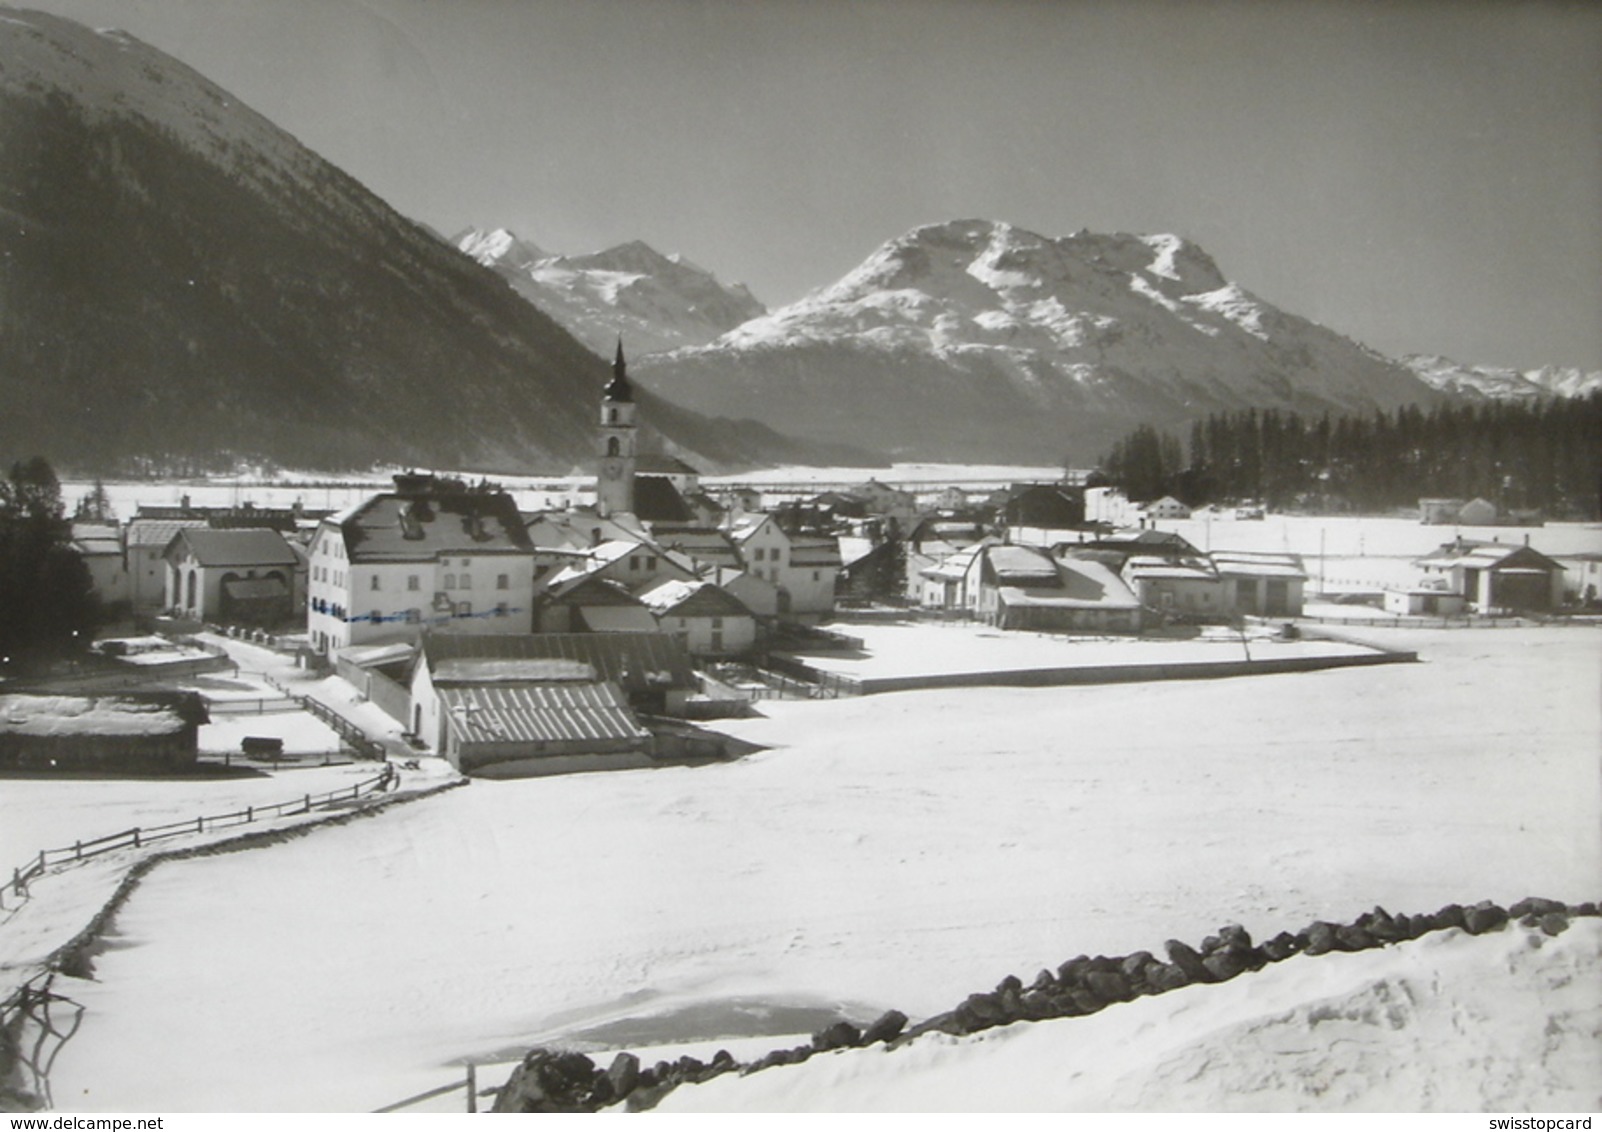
18;0;1602;370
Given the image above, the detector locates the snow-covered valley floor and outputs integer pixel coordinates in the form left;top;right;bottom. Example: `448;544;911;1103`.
24;626;1602;1112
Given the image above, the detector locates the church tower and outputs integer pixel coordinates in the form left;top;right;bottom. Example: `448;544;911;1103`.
596;338;637;516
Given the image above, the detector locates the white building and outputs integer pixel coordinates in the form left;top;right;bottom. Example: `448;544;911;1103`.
307;474;537;656
726;513;841;622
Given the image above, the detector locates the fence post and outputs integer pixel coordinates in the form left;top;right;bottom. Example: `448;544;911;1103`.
74;841;81;861
246;806;253;823
466;1063;477;1114
133;829;141;849
304;794;312;814
196;816;204;834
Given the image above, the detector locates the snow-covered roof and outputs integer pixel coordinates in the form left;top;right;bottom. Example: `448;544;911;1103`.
0;694;202;737
433;658;598;684
1211;551;1308;580
987;544;1059;582
1417;540;1562;572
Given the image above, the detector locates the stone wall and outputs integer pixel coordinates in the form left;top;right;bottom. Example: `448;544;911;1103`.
492;895;1596;1112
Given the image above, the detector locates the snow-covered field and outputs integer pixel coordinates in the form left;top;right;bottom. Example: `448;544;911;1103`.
31;625;1600;1112
786;621;1376;681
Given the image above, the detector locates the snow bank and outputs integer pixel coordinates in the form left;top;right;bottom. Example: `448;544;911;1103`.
658;919;1602;1112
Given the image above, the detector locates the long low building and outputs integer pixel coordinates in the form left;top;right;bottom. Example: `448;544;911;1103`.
0;692;207;771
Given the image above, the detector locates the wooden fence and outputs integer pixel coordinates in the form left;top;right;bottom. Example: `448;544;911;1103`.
262;674;387;760
0;764;398;914
374;1062;485;1114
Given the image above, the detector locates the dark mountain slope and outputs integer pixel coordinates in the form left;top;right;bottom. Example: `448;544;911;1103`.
0;10;849;473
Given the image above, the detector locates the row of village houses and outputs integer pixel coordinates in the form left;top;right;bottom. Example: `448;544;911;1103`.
69;472;1581;658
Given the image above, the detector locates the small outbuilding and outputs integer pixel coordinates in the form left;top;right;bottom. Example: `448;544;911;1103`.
0;692;207;772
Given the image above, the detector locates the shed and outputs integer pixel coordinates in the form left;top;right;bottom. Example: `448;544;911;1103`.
0;692;207;771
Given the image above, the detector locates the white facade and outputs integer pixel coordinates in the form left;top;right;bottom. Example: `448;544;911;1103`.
307;525;536;655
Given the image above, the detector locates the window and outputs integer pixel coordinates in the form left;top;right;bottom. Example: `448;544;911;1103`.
753;548;765;561
370;575;381;591
772;548;784;564
444;573;456;589
712;618;723;628
813;571;821;582
408;575;420;591
406;609;421;624
495;602;508;618
461;574;472;589
645;556;656;571
496;573;509;590
629;556;641;571
458;601;472;616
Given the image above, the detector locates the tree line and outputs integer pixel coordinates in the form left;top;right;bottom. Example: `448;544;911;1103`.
1101;394;1602;518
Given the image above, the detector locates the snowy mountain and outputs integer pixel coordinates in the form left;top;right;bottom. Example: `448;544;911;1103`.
1403;354;1602;402
0;9;842;474
633;220;1443;462
456;228;767;356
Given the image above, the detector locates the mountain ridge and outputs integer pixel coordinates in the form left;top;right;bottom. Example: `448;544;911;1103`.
0;9;852;475
455;226;766;357
629;219;1445;461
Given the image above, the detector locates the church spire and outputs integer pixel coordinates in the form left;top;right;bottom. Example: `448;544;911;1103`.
603;337;634;403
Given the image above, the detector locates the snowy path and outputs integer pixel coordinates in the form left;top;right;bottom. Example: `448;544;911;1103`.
37;627;1599;1111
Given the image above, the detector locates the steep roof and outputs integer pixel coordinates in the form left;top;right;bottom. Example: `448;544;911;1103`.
338;490;533;562
126;517;208;549
998;557;1140;609
169;528;298;568
986;544;1059;583
633;475;696;524
637;578;753;619
789;536;843;568
439;682;648;747
1416;539;1562;573
421;631;695;693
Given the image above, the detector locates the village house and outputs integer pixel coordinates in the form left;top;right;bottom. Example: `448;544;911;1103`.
1415;537;1565;612
71;521;129;610
973;544;1141;632
124;515;210;611
636;577;757;657
991;482;1087;530
533;573;659;634
726;513;841;622
1120;552;1228;620
1140;495;1192;520
844;479;918;528
916;539;996;611
1211;551;1309;617
307;474;537;657
164;528;302;625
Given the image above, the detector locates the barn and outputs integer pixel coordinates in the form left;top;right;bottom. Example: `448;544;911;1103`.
0;692;208;772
